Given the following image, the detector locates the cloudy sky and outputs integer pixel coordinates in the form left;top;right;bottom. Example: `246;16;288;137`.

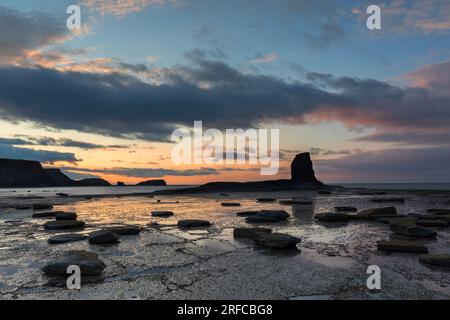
0;0;449;184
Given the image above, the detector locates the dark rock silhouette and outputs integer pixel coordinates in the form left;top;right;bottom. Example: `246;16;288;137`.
0;158;110;188
136;179;167;186
152;153;326;195
291;152;323;185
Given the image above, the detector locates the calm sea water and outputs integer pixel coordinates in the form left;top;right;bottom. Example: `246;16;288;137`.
2;183;450;199
341;183;450;191
0;185;191;198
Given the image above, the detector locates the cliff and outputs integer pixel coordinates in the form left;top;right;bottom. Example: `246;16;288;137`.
152;152;324;195
291;152;324;185
0;158;111;188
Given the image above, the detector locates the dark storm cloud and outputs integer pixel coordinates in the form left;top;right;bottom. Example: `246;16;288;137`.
8;135;130;149
0;6;68;61
0;56;449;142
0;137;30;146
0;144;77;163
316;147;450;182
353;132;450;146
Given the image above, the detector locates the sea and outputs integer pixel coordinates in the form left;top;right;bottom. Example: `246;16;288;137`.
1;183;450;199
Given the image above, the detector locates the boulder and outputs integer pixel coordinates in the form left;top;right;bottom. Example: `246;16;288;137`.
178;220;211;229
233;227;272;239
33;204;53;210
335;206;358;212
290;152;323;185
376;240;428;253
419;254;450;268
107;225;141;235
48;234;88;244
379;216;417;226
256;198;276;203
221;202;241;207
390;224;437;238
55;212;78;221
89;230;120;244
315;213;353;222
357;207;397;219
42;250;105;276
416;219;448;227
56;193;69;197
427;209;450;215
151;211;174;217
32;211;63;218
254;233;301;250
236;211;260;217
246;210;290;223
14;205;32;210
44;220;85;230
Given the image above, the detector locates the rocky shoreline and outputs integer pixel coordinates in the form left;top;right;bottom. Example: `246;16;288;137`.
0;186;450;300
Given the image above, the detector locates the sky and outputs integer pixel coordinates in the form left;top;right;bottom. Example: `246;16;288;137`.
0;0;449;184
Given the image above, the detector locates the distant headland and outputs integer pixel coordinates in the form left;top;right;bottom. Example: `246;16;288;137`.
0;158;167;188
0;152;322;191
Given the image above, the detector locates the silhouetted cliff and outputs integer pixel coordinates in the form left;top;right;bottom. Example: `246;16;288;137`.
0;158;111;188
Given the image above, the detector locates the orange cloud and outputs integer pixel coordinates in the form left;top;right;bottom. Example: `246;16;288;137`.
82;0;178;17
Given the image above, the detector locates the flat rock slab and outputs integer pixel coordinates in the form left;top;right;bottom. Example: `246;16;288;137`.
356;191;387;195
178;220;211;229
419;215;450;223
419;254;450;268
371;198;405;203
246;210;289;223
335;206;358;212
55;212;78;221
279;200;312;205
233;228;300;250
236;211;260;217
221;203;241;207
107;225;141;235
416;219;448;227
380;216;417;226
14;205;32;210
89;230;120;244
357;207;397;219
377;240;428;253
233;227;272;239
32;211;64;218
256;198;276;202
390;224;437;238
44;220;86;230
315;213;353;222
33;204;54;210
427;209;450;215
48;234;88;244
42;250;105;276
254;233;301;250
151;211;174;217
56;193;69;197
